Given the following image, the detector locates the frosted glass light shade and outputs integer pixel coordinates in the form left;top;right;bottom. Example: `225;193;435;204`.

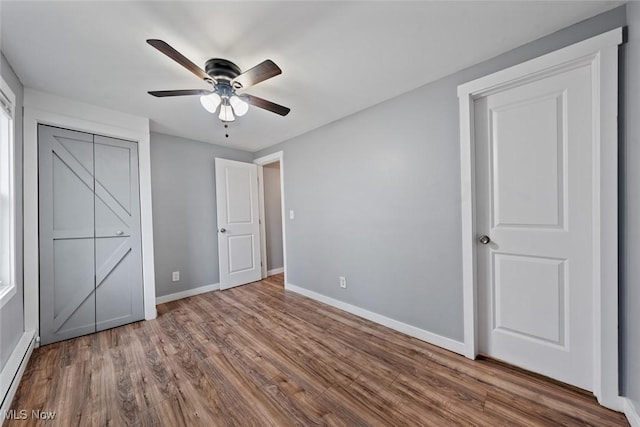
230;95;249;116
219;103;235;122
200;93;221;113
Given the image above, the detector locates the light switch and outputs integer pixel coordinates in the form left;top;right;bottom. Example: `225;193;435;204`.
289;210;295;220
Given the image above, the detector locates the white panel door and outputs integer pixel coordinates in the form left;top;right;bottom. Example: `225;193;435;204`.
475;64;593;390
215;158;262;290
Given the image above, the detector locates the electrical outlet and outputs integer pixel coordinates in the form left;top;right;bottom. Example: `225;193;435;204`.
339;276;346;289
289;210;295;220
172;271;180;282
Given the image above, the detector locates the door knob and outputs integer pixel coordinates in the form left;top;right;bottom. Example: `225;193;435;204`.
479;235;491;244
219;228;226;233
115;230;124;236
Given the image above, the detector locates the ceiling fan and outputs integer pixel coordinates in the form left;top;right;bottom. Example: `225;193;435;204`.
146;39;290;125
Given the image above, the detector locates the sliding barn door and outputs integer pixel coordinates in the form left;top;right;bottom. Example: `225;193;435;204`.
39;125;144;345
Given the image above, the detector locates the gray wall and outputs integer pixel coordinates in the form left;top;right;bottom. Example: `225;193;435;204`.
150;132;253;297
255;7;626;342
621;2;640;409
264;162;283;272
0;52;24;372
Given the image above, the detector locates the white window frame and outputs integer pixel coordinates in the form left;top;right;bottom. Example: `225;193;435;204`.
0;75;17;308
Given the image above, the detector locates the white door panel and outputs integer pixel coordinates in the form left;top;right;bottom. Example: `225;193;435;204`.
476;64;593;390
215;158;262;290
492;254;566;346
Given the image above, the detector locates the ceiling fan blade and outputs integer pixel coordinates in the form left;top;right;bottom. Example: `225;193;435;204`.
148;89;209;97
147;39;209;81
232;60;281;89
245;94;290;116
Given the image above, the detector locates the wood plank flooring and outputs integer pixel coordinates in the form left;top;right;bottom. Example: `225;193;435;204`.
5;274;628;426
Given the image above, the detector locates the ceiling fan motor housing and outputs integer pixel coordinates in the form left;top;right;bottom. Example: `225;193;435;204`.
205;58;241;82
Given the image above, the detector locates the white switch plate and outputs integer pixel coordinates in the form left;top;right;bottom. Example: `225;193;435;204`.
172;271;180;282
289;210;295;220
339;276;346;288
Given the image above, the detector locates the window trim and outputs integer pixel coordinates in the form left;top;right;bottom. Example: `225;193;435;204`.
0;75;16;309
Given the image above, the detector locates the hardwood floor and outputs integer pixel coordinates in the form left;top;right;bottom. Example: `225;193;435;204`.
6;274;628;426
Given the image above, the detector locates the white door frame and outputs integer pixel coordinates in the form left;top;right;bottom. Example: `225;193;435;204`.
457;28;622;410
23;89;157;345
254;151;286;281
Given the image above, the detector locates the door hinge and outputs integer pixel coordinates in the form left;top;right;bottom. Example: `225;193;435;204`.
259;218;262;225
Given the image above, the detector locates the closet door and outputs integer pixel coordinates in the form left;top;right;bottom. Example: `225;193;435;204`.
94;135;144;330
39;126;144;345
39;125;96;345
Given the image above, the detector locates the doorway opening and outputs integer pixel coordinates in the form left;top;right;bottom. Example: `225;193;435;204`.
255;152;286;288
262;162;284;277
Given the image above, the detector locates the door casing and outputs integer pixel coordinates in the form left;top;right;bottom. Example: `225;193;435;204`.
254;151;287;282
457;28;622;410
23;89;157;347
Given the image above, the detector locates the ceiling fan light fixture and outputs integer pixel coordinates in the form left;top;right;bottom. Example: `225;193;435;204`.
230;95;249;117
219;102;235;122
147;39;290;126
200;92;221;113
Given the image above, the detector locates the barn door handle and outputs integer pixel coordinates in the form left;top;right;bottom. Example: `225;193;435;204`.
219;228;226;233
479;235;491;244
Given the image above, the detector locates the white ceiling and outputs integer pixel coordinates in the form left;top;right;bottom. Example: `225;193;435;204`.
0;1;622;152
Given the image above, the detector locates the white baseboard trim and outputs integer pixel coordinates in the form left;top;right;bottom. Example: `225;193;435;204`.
1;330;36;415
155;283;220;304
285;283;466;356
267;267;284;276
625;398;640;427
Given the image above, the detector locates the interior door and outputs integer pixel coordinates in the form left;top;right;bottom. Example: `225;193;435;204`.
39;125;97;345
215;158;262;290
94;135;144;331
475;64;593;390
39;125;144;345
